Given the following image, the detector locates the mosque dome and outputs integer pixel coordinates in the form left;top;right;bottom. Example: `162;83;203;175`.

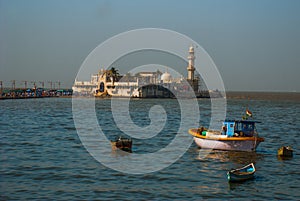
161;72;172;83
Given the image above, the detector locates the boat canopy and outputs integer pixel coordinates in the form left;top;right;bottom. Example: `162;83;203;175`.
223;119;260;137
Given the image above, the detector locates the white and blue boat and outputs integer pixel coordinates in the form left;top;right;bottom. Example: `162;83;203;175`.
189;119;264;152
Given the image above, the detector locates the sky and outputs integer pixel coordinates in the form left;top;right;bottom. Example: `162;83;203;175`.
0;0;299;91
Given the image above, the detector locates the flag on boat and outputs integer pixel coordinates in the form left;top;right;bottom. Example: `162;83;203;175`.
246;109;252;117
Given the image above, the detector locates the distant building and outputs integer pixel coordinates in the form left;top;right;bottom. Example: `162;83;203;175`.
186;46;199;93
72;46;220;98
72;74;98;96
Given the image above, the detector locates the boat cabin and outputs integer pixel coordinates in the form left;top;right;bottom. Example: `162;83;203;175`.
223;120;259;137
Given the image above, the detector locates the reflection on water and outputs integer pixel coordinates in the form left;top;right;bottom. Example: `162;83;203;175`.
228;179;258;191
196;149;264;165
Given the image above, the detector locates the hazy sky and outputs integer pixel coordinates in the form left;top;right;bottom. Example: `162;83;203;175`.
1;0;299;91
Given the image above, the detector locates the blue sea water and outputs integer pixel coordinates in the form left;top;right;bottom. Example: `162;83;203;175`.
1;97;299;200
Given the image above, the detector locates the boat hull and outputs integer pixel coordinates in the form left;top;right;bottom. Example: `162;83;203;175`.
189;128;264;152
227;170;255;182
227;163;256;182
194;137;262;152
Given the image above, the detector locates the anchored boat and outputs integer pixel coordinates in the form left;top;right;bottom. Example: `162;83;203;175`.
227;163;256;182
189;118;264;152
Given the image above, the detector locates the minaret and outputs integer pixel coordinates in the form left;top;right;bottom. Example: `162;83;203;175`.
187;45;195;81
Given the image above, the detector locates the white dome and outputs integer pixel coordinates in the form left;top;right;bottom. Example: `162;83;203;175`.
161;72;172;83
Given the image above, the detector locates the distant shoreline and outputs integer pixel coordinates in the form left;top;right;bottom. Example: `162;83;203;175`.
1;91;299;101
225;91;300;101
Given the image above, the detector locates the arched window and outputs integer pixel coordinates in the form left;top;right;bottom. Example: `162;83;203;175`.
99;82;105;92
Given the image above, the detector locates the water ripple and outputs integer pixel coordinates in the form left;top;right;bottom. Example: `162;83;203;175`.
0;98;299;200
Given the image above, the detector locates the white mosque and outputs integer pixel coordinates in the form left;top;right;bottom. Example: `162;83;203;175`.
73;46;216;98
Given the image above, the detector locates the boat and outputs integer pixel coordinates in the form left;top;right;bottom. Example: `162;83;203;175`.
227;163;256;182
278;146;293;157
188;118;264;152
111;136;132;153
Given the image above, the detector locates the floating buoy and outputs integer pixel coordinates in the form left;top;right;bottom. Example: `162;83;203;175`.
111;136;132;153
278;146;293;157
